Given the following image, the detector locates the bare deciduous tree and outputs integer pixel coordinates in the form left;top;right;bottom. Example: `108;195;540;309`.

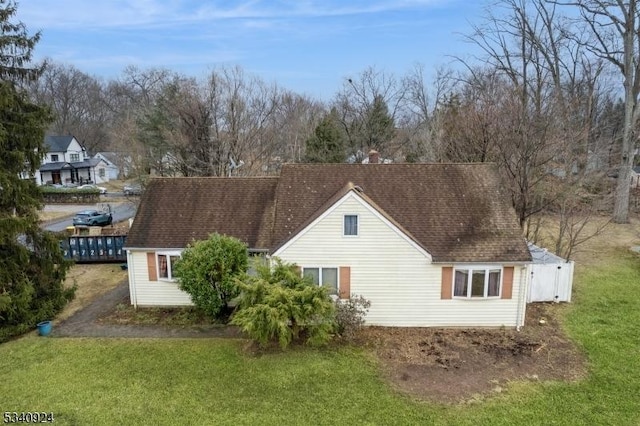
28;63;111;152
554;0;640;222
334;67;408;161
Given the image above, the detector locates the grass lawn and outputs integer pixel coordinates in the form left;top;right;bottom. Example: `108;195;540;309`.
1;252;639;425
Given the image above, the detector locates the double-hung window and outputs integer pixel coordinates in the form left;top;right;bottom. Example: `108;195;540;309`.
344;215;358;236
303;267;338;295
453;267;501;298
157;252;181;281
70;153;80;162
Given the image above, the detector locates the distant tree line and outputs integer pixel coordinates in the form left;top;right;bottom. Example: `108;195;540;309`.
19;0;640;240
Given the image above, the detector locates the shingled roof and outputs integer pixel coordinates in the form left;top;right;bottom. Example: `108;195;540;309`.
273;164;530;262
45;135;76;152
125;177;278;250
125;164;531;263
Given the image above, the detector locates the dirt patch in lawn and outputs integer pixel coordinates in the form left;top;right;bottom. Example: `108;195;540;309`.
39;210;73;222
57;264;128;322
97;302;216;327
358;302;586;404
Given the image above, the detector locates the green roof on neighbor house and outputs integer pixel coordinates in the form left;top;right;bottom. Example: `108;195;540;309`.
125;163;531;263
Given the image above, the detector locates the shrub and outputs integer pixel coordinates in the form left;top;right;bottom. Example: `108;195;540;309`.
0;231;75;343
173;234;248;320
334;295;371;340
232;260;336;349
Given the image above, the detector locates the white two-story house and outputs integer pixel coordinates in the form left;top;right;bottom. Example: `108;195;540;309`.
29;135;110;186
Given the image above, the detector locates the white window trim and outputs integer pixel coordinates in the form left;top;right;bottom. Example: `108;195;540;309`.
452;265;503;300
343;214;359;237
156;251;181;282
301;266;340;294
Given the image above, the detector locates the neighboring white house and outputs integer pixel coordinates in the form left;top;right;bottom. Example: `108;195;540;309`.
632;166;640;189
124;157;533;328
22;135;110;185
94;152;122;180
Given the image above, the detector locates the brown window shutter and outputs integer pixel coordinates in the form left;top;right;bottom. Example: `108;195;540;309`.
441;266;453;299
293;265;302;275
339;266;351;299
147;252;157;281
502;266;514;299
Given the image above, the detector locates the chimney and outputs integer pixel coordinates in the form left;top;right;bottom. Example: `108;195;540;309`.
368;150;379;164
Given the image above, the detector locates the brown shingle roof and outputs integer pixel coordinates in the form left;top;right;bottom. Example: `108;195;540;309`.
125;164;531;263
125;177;278;249
272;163;530;263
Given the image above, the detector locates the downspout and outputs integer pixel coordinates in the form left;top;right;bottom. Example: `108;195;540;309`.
127;250;137;308
516;265;529;331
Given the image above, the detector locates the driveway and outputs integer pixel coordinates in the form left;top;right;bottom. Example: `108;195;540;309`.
53;281;241;338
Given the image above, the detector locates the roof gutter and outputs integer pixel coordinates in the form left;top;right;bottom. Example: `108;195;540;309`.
430;261;532;265
124;246;270;252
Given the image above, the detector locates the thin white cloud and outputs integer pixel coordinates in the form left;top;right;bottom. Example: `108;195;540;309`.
17;0;448;30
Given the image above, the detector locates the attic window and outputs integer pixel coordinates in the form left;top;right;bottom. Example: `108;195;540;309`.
344;215;358;236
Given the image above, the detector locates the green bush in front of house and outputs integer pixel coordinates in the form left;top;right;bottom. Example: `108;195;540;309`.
173;234;248;320
231;260;336;349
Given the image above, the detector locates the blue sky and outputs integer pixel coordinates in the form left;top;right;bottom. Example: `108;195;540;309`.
17;0;487;99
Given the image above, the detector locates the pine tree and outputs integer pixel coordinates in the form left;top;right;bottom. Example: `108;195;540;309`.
304;110;345;163
0;1;43;83
0;0;73;342
363;95;394;152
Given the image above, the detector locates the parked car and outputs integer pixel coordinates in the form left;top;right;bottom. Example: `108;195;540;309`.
77;184;107;194
123;184;142;195
72;210;113;226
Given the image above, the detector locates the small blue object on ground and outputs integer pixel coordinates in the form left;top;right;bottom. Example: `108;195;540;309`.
37;321;52;336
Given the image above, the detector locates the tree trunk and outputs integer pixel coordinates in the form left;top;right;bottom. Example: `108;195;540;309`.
613;153;633;222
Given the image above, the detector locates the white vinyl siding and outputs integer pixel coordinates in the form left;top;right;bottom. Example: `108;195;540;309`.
275;193;526;327
128;250;192;307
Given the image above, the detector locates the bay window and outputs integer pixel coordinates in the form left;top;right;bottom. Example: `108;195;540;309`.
454;267;501;299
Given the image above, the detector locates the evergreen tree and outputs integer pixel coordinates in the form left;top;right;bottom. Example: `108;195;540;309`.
304;110;345;163
363;95;395;152
0;0;73;342
0;1;43;83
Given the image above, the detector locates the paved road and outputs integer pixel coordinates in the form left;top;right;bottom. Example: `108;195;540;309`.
43;202;137;232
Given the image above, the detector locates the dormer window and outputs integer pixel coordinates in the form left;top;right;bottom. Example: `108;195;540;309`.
344;215;358;236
